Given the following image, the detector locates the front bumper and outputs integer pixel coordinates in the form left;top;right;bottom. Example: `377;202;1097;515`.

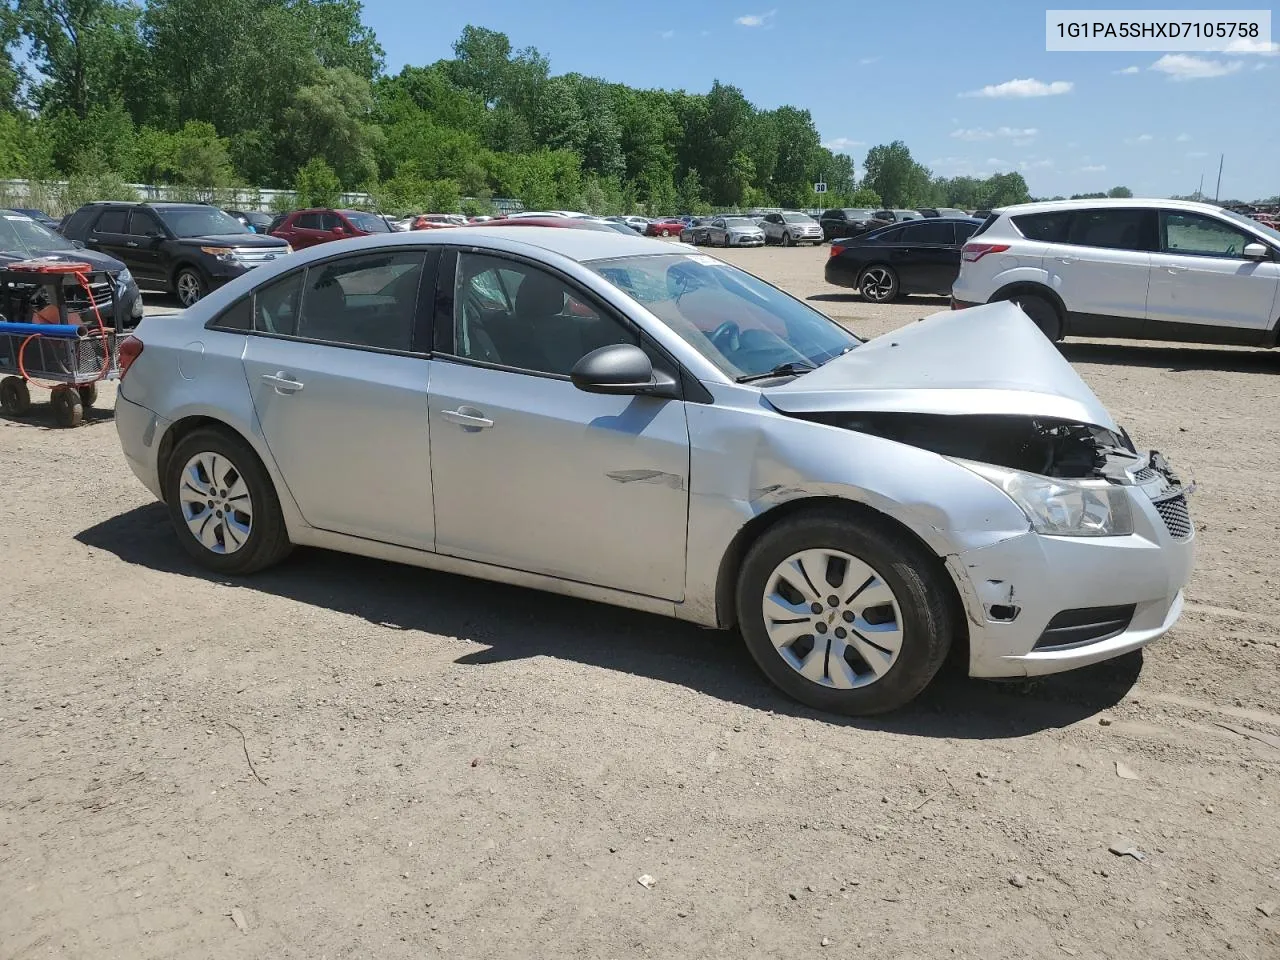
729;234;765;246
115;392;170;501
951;480;1195;678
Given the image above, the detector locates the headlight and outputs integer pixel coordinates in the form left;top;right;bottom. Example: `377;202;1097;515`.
955;460;1134;537
116;267;133;287
283;244;294;255
200;246;237;262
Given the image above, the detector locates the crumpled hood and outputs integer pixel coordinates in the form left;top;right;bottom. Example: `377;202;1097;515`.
765;301;1117;430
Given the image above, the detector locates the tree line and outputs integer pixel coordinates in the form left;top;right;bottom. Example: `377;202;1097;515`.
0;3;1118;215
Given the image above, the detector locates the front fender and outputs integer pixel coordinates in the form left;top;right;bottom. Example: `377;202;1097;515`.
680;395;1030;625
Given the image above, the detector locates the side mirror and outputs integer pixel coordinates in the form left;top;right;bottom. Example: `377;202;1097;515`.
569;344;678;398
331;226;347;236
1243;242;1269;260
71;239;85;249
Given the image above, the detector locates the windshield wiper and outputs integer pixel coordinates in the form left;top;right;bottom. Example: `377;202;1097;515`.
735;361;817;383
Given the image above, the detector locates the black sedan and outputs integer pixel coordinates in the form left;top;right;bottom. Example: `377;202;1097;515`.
824;217;983;302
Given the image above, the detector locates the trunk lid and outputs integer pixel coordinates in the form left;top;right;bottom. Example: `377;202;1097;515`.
766;301;1116;430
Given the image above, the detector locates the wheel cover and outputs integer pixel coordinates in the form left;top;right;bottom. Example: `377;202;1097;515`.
177;272;202;306
178;451;253;555
861;267;894;301
762;549;904;690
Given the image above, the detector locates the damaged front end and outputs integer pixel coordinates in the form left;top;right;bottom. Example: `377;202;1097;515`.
789;411;1139;480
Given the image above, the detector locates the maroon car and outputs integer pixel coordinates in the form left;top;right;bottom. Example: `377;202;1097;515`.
269;208;392;250
645;218;685;238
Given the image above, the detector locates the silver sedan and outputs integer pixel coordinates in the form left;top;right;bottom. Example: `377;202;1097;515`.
113;228;1194;715
704;216;765;247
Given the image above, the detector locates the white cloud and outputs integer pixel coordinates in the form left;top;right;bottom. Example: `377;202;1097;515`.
1080;164;1107;173
1113;65;1140;75
700;29;711;36
1175;133;1191;142
1125;133;1154;144
1019;159;1054;171
1150;54;1243;80
1223;38;1279;55
960;77;1073;98
734;9;776;27
950;126;1038;141
660;29;675;39
859;57;880;65
823;137;864;153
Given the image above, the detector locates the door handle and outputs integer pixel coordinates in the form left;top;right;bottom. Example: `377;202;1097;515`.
125;241;138;248
1056;256;1075;264
442;406;494;429
1165;265;1187;274
261;372;304;394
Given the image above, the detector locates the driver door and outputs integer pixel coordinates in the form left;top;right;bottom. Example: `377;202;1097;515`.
426;250;691;601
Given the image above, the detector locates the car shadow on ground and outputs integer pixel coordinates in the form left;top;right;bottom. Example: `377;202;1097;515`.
78;503;1142;740
807;293;951;307
1060;341;1279;374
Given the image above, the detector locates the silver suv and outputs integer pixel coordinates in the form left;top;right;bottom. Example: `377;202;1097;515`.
761;212;824;246
952;198;1280;345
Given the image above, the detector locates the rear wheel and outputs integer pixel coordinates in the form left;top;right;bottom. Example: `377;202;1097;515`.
78;384;98;408
1008;292;1063;341
165;427;293;574
859;265;900;303
736;510;954;715
1;376;31;416
174;267;206;308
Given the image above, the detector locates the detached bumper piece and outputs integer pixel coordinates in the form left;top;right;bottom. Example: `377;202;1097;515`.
1033;604;1136;651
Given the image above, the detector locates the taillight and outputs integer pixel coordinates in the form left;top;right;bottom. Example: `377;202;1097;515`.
118;335;143;379
962;242;1010;262
830;245;845;257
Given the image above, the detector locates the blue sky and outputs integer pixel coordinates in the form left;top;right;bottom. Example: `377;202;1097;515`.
364;0;1279;200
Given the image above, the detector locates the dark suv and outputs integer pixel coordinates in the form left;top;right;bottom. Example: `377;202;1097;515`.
60;202;291;307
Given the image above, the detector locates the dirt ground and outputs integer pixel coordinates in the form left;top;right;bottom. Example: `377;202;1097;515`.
2;245;1278;960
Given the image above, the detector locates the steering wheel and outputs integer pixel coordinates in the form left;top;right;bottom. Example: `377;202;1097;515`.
709;320;741;353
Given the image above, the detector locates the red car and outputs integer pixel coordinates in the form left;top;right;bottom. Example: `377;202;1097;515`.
645;218;685;238
269;208;393;249
471;217;629;233
411;214;464;230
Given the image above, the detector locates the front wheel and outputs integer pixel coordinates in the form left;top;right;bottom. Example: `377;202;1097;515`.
165;428;293;574
174;267;206;307
1008;293;1063;342
859;265;899;302
736;510;954;715
782;231;794;247
0;376;31;416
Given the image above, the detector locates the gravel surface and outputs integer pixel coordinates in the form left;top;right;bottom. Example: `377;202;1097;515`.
2;244;1278;959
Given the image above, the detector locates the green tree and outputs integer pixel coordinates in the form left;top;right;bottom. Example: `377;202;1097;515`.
980;171;1030;207
294;157;342;207
847;186;882;207
280;67;382;188
172;120;233;187
862;141;930;207
676;168;705;213
1107;185;1133;198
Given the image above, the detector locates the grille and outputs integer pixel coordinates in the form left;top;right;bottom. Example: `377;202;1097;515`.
1155;495;1193;540
1034;604;1136;650
1132;466;1159;483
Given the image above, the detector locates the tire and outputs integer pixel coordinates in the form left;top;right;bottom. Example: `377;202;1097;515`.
78;384;98;408
1007;292;1063;342
782;231;794;247
736;509;954;715
0;376;31;416
859;264;900;303
50;387;83;428
174;267;206;308
660;228;671;238
165;427;293;575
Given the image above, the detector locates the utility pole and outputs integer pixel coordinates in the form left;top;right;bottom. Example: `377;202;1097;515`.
1196;173;1203;200
1214;154;1224;202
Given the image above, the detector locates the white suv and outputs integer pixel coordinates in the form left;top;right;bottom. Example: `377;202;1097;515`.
951;198;1280;346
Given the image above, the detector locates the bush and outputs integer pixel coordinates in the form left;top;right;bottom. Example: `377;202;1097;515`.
294;158;342;208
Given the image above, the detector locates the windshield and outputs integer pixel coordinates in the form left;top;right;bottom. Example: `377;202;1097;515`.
1220;208;1280;246
844;209;873;218
588;253;858;378
782;213;815;224
158;207;249;238
723;217;754;227
344;211;391;233
0;212;74;255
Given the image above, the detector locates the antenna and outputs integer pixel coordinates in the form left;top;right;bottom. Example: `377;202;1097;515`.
1214;154;1224;203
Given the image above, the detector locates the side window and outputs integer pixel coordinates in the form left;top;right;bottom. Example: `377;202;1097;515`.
449;252;636;377
1012;212;1071;243
1163;212;1254;258
128;211;162;236
905;221;952;244
210;296;253;331
766;214;781;224
254;271;303;336
296;252;424;351
953;220;981;244
62;207;94;238
320;212;343;231
94;209;128;233
874;226;905;243
1066;209;1154;251
874;210;892;221
295;212;321;230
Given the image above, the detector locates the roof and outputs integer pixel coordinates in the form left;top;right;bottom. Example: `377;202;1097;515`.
993;197;1231;216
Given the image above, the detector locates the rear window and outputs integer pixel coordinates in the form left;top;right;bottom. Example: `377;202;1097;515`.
61;207;96;239
872;226;905;243
903;220;953;244
1012;212;1072;243
344;212;391;233
969;214;1000;238
93;209;128;233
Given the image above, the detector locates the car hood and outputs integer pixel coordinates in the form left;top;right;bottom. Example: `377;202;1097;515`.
175;234;289;248
0;247;126;273
727;224;763;233
765;302;1117;430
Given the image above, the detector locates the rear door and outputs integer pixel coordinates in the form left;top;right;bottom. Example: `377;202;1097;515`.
1148;210;1280;339
1043;207;1155;335
85;207;133;265
286;212;327;248
239;249;439;549
125;209;166;283
893;219;956;292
